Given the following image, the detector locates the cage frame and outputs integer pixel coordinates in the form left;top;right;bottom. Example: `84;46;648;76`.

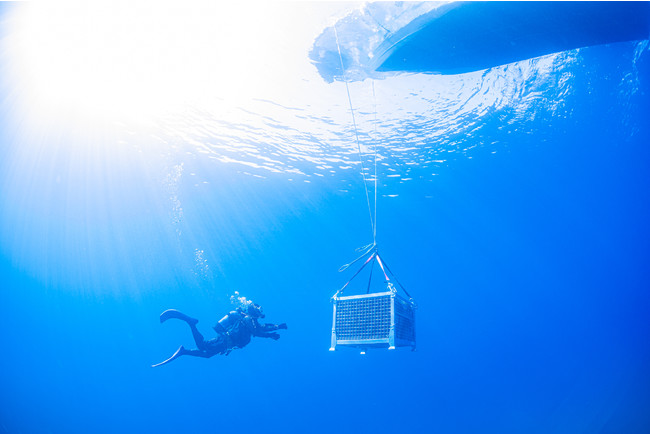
329;283;416;352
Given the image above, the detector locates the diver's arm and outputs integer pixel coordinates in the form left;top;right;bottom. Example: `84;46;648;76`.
255;330;280;339
251;319;285;339
257;322;288;332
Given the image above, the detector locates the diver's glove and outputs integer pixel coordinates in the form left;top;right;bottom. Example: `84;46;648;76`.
270;332;281;340
278;323;288;330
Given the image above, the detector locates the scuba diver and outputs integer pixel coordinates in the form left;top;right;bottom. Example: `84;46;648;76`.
152;293;287;367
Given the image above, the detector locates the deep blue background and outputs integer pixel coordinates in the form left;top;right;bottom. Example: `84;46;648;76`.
1;6;649;434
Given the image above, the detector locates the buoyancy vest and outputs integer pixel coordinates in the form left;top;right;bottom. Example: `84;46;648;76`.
225;316;254;348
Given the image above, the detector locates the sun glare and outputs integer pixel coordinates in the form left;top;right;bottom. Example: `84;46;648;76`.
5;1;295;123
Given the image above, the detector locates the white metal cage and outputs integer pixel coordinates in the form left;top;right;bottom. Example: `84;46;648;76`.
330;289;416;351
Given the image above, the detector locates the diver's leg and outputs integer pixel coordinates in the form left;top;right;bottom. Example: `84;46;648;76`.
188;323;210;351
204;336;228;355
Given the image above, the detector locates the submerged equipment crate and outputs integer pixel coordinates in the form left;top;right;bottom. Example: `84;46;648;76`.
330;287;416;351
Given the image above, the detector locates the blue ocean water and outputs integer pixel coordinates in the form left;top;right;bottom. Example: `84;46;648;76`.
1;3;649;433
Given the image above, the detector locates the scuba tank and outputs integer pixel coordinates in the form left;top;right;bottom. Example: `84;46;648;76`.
213;310;243;334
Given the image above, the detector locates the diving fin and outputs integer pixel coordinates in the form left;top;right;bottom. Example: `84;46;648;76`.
159;309;198;325
152;345;186;368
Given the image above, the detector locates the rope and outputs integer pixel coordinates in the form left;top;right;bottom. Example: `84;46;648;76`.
374;253;391;283
378;253;413;299
336;249;414;301
333;25;375;243
372;80;378;245
337;251;377;295
366;258;375;294
338;243;375;272
332;29;413;303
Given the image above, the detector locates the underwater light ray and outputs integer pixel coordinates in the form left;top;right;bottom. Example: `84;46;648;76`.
5;1;300;124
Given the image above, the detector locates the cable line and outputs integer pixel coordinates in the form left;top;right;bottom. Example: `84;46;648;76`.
338;242;375;272
372;80;379;244
334;25;376;244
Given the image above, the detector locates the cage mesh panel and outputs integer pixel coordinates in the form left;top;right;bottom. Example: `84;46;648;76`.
335;295;391;340
395;299;415;342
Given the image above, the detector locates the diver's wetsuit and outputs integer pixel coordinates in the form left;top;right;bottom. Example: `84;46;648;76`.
153;308;285;367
